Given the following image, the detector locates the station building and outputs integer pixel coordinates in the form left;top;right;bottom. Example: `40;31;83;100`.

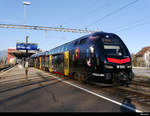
8;48;16;64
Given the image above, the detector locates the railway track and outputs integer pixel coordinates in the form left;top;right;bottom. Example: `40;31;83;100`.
86;82;150;111
131;80;150;88
112;87;150;111
123;80;150;99
87;80;150;112
0;65;15;73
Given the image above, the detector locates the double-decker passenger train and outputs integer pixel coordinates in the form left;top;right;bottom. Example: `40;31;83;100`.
30;32;134;85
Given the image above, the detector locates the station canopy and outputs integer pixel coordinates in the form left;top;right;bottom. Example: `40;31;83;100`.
8;48;36;59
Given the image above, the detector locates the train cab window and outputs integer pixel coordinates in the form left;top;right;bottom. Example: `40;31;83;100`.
103;44;128;56
100;35;129;56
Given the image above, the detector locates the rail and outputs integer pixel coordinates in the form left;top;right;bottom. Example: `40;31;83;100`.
0;64;15;72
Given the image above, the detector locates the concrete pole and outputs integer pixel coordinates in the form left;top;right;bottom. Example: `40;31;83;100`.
23;1;31;25
26;35;28;59
25;35;29;79
24;4;26;26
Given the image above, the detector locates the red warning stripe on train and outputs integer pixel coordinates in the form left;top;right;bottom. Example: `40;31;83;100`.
107;57;130;64
53;71;72;78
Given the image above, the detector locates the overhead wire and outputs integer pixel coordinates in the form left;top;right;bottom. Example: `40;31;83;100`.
113;16;150;32
62;0;99;27
115;19;150;32
86;0;139;28
68;0;115;30
77;0;100;16
78;0;114;19
76;0;117;29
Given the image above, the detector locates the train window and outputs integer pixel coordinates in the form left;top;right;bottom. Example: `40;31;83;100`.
86;48;90;58
56;48;58;54
79;38;86;44
58;47;60;53
89;35;99;40
64;46;67;51
74;41;78;46
51;50;54;54
54;49;56;54
102;38;111;43
102;37;120;44
61;46;64;52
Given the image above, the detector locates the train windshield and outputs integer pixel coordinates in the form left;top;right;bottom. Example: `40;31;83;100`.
101;37;129;56
104;44;122;56
88;33;129;56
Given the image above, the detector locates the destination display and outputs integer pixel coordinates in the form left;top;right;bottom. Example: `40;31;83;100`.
16;42;38;50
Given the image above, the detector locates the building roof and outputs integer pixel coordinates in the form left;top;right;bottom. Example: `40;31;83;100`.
136;46;150;57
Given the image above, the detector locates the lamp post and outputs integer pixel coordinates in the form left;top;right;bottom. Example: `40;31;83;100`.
23;1;31;25
25;35;29;79
23;1;30;79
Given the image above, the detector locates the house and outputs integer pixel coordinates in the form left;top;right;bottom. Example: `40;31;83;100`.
135;46;150;67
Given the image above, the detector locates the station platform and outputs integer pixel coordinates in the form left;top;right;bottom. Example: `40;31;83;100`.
133;68;150;82
0;65;45;83
0;65;139;112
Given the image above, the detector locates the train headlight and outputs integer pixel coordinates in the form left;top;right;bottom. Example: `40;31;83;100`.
105;65;113;69
127;65;132;68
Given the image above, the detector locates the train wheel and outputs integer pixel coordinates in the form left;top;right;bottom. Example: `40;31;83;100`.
73;72;84;82
78;75;82;82
84;71;92;82
73;72;79;80
79;73;85;82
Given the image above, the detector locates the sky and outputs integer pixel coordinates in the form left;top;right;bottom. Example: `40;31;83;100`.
0;0;150;54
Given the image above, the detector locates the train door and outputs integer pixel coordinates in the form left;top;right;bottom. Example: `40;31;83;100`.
45;55;49;71
39;56;42;69
49;55;52;72
64;51;69;76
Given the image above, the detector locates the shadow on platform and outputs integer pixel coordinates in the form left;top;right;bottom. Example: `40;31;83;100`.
0;72;69;93
0;76;68;105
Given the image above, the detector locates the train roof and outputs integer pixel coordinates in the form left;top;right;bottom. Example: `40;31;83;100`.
30;31;119;58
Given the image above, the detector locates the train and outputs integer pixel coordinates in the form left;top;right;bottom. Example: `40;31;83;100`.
30;32;134;86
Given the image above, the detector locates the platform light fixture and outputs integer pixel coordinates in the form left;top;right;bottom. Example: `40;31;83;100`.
23;1;31;25
23;1;31;5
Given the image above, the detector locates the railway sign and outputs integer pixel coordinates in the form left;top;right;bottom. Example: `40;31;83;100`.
16;42;38;50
